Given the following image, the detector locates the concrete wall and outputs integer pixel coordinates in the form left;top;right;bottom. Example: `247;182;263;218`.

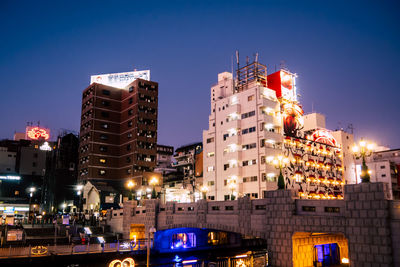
106;182;400;267
390;200;400;266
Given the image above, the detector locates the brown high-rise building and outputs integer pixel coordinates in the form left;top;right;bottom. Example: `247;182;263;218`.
78;70;158;186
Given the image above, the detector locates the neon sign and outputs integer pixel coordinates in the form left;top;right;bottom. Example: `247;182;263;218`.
26;127;50;140
109;258;135;267
31;246;48;255
40;142;52;151
91;70;150;89
310;129;338;147
0;175;21;180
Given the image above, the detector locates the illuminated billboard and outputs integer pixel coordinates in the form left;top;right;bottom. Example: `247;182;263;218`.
280;70;297;101
309;129;338;147
26;127;50;140
90;70;150;89
267;70;297;101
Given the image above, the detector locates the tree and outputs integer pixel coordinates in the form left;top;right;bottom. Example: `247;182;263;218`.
277;170;285;190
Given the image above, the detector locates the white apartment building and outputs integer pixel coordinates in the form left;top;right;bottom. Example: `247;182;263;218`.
203;67;284;201
354;149;400;199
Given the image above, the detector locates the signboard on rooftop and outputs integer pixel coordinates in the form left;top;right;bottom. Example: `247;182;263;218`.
90;70;150;89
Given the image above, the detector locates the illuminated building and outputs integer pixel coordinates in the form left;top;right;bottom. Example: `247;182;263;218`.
160;143;203;203
202;58;345;200
78;70;158;187
354;148;400;199
203;61;285;201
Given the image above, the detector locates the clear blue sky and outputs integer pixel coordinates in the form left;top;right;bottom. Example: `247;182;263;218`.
0;0;399;149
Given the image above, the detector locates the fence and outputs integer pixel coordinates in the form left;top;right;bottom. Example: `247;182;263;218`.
0;239;152;259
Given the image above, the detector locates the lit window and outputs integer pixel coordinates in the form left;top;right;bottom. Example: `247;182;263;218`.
207;152;215;157
171;233;196;249
99;159;106;164
208;166;214;172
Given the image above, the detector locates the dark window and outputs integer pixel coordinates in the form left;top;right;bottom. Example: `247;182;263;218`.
101;111;109;118
207;137;214;143
129;97;133;104
129;87;134;93
128;109;133;115
101;100;110;107
32;162;37;167
102;90;110;95
127;133;132;138
100;146;108;152
325;207;340;213
302;206;316;212
223;134;229;141
211;206;220;211
255;205;266;210
225;206;234;210
128;121;133;127
100;134;108;140
127;144;131;151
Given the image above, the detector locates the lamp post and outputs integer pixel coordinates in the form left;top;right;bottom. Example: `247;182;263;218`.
76;184;83;213
28;187;36;222
352;139;374;183
126;180;136;200
149;177;158;199
267;155;290;189
147;226;156;267
227;178;237;200
200;185;208;200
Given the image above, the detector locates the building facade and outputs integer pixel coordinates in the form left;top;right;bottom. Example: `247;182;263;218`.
354;148;400;199
78;70;158;188
203;63;284;201
203;61;346;201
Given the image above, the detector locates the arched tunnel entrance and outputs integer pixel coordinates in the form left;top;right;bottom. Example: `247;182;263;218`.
292;232;349;267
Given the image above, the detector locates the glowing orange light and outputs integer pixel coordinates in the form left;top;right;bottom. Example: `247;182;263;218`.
310;129;338;147
26;127;50;140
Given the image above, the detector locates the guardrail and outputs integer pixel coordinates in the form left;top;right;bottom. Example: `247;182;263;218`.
0;239;152;259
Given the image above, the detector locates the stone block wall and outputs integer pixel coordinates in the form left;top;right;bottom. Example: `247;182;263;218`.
345;183;393;267
390;201;400;267
292;233;348;267
106;182;399;267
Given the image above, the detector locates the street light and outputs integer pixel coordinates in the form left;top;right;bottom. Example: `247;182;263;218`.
200;185;208;200
267;155;290;189
147;226;157;267
76;184;84;213
149;177;158;199
352;139;374;183
126;180;136;200
227;178;237;200
28;187;36;221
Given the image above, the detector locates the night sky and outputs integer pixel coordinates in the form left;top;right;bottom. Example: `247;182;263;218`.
0;0;399;149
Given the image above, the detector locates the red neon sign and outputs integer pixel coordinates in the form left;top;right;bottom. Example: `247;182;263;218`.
26;127;50;140
310;129;337;147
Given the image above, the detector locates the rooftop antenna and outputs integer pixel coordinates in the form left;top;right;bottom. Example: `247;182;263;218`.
231;55;235;94
280;60;286;70
255;52;259;63
311;102;315;113
246;56;249;65
347;124;354;134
